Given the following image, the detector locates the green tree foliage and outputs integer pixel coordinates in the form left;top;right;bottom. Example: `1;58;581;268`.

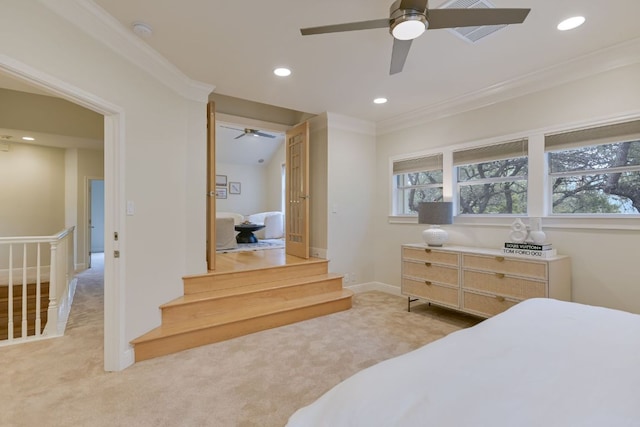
458;158;527;214
403;171;443;214
549;140;640;214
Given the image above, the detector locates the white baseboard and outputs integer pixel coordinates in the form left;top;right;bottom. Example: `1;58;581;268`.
122;347;135;370
310;246;328;259
345;281;401;296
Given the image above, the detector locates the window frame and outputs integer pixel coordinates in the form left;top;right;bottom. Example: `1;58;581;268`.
390;152;444;217
545;121;640;217
387;115;640;229
454;139;529;216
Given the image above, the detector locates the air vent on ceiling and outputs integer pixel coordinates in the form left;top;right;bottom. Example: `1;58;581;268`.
440;0;507;43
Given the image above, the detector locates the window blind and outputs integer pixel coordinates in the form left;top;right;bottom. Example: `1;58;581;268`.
453;139;528;166
545;119;640;152
393;154;442;174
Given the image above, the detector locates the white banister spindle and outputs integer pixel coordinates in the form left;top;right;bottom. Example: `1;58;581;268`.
1;227;75;345
35;243;42;336
47;241;59;334
22;244;28;338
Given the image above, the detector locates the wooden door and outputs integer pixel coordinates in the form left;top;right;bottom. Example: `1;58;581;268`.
206;101;216;270
285;121;310;259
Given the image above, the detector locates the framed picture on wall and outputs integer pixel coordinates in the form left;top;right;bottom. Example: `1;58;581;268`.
215;188;227;199
215;175;227;187
229;182;241;194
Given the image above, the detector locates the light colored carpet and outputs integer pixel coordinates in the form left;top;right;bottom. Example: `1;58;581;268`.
0;255;480;427
217;239;285;254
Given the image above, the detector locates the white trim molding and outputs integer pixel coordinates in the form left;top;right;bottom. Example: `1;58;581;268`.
377;37;640;135
40;0;214;102
346;281;401;296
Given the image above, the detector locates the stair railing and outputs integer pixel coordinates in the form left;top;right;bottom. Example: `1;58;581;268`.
0;226;76;346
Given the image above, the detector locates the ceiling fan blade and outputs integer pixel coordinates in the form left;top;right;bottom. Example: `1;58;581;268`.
390;38;413;75
254;131;276;139
220;125;242;131
399;0;428;12
427;8;530;29
301;18;389;36
234;133;246;140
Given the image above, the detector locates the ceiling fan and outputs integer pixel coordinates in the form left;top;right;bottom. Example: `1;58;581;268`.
300;0;530;75
221;125;276;140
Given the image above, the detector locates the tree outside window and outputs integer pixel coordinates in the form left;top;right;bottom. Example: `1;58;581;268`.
393;154;443;215
454;139;528;215
548;140;640;214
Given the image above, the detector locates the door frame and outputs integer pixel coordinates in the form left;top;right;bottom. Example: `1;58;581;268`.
207;111;292;269
86;177;105;269
0;56;127;371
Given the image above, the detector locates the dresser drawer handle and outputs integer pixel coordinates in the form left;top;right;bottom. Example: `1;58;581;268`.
495;273;505;279
495;256;505;262
424;280;432;286
424;248;432;253
495;295;506;302
424;262;432;267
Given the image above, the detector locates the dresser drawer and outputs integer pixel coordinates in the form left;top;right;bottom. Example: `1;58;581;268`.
462;270;547;300
403;261;458;286
463;254;547;280
462;291;518;318
403;277;459;308
402;247;459;266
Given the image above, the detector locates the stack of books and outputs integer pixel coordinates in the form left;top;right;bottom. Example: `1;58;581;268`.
503;242;557;258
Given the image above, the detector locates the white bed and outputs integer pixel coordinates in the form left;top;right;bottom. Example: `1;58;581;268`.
287;298;640;427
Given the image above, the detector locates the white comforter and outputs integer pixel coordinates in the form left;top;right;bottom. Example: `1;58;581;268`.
287;298;640;427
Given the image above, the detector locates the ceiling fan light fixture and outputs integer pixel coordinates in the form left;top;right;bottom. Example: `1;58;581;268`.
373;97;388;104
557;16;585;31
391;15;427;40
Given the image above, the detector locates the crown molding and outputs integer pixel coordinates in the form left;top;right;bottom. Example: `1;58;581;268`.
377;37;640;135
41;0;214;103
327;112;376;136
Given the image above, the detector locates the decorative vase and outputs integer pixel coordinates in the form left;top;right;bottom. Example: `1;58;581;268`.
509;218;528;243
528;217;546;244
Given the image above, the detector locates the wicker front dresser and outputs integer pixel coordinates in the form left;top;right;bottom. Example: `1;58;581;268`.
401;244;572;318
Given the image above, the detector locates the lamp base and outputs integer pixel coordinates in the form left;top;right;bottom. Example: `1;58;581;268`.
422;225;448;247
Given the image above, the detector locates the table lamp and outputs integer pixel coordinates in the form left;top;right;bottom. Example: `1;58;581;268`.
418;202;453;247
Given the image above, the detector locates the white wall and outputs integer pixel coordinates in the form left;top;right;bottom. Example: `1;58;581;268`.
0;0;209;368
375;63;640;314
326;114;377;284
0;143;65;236
215;162;268;216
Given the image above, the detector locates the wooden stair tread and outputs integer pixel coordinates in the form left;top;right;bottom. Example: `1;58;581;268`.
184;257;328;280
161;273;343;308
132;288;353;344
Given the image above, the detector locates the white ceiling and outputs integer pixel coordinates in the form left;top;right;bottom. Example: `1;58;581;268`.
93;0;640;125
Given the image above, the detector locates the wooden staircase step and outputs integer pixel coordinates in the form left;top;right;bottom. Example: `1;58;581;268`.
161;273;344;324
182;259;329;295
131;288;353;362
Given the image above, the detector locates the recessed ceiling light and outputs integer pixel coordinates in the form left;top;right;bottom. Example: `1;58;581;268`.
22;136;35;141
557;16;585;31
273;67;291;77
373;97;388;104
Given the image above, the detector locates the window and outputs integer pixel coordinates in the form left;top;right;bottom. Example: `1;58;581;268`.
546;120;640;215
454;139;528;214
393;154;443;215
